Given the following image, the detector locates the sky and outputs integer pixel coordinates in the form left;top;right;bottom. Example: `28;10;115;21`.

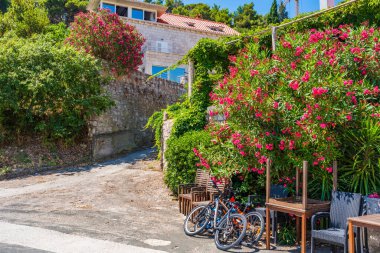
183;0;344;18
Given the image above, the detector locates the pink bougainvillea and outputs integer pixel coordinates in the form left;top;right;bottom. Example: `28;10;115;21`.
67;9;145;75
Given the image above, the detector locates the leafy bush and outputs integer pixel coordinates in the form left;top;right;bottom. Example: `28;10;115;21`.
67;9;145;75
196;25;380;198
165;130;211;194
0;35;113;140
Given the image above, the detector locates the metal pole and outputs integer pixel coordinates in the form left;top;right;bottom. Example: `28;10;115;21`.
188;59;194;98
272;26;277;52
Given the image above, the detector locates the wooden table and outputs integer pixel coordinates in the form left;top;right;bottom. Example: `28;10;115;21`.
264;160;334;253
266;197;330;253
348;214;380;253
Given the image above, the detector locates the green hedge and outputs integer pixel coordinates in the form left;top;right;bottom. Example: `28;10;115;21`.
164;130;211;194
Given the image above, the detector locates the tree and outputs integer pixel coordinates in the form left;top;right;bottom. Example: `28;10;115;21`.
3;0;50;37
45;0;88;25
267;0;280;24
278;1;288;22
165;0;183;13
67;10;145;75
234;3;263;30
188;4;211;20
210;5;232;25
278;2;289;22
0;0;10;13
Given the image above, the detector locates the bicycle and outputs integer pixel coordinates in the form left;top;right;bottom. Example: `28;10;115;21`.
184;181;247;251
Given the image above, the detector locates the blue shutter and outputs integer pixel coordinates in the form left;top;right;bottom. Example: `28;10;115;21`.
101;3;116;13
169;68;185;83
152;66;168;80
132;8;144;20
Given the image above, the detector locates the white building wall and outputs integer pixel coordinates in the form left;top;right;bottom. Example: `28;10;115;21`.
320;0;335;10
124;18;221;77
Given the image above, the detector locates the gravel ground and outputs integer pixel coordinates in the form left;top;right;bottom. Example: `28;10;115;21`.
0;148;331;253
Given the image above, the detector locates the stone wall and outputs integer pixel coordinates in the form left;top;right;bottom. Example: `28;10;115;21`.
89;71;185;160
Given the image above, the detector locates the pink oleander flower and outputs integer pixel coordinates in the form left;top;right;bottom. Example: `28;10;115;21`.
250;69;259;77
266;144;274;151
289;80;300;90
312;87;328;97
368;192;380;198
302;71;310;82
320;123;327;129
282;41;292;49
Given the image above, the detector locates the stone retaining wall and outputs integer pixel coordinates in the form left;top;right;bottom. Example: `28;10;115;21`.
89;71;185;160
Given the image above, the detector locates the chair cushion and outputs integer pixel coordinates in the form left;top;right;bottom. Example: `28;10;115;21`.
312;228;346;245
179;193;191;200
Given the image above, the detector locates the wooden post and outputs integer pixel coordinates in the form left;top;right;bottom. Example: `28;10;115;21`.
301;214;307;253
296;217;301;243
266;158;271;203
266;158;271;250
188;59;194;98
348;220;355;253
271;26;277;52
266;207;271;249
333;160;338;192
302;161;308;210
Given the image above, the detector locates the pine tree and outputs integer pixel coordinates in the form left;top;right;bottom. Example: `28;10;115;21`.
267;0;280;24
278;1;288;22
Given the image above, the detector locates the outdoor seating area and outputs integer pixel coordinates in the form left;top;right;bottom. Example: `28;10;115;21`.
181;161;380;252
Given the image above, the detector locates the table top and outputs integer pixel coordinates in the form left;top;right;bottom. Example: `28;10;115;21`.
266;197;330;217
348;214;380;229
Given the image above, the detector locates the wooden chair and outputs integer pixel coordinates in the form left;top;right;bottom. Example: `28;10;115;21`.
192;178;230;208
178;169;210;215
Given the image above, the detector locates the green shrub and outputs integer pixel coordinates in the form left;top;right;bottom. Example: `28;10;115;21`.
339;118;380;195
164;130;211;194
0;35;113;140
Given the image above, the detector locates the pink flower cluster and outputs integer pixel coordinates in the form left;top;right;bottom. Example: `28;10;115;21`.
312;87;328;97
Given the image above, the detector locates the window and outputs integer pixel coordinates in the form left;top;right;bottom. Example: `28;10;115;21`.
156;41;169;53
101;3;116;13
144;11;155;21
132;8;144;20
116;6;128;17
152;66;168;80
169;68;185;83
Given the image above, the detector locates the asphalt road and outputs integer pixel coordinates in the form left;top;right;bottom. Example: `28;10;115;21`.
0;148;328;253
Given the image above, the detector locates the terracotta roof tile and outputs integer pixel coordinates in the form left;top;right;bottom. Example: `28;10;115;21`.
157;13;239;36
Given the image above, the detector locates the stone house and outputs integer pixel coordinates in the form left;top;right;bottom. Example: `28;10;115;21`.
88;0;239;83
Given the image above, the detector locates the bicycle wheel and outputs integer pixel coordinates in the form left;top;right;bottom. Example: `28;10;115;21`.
183;205;211;236
214;213;247;250
243;211;265;246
